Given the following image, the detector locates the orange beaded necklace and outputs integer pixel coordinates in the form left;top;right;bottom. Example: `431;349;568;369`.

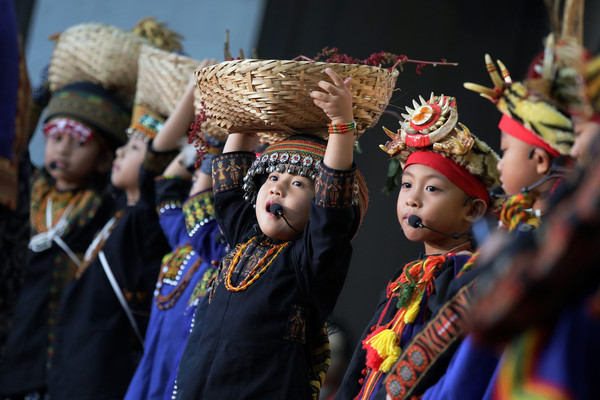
224;236;290;292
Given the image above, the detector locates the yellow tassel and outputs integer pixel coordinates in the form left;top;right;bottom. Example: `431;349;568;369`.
403;295;422;323
365;328;401;372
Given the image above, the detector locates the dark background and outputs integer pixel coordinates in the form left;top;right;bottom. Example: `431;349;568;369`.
15;0;600;347
256;0;600;345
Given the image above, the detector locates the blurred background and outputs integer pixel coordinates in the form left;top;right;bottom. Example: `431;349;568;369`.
14;0;600;355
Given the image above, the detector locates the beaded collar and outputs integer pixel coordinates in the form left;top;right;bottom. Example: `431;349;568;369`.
154;244;202;310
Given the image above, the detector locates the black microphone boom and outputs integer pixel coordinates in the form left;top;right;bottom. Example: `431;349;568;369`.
407;215;468;240
48;161;58;170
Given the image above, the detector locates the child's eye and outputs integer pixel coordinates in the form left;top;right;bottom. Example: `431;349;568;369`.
76;141;87;147
269;175;278;181
426;186;439;192
292;180;303;187
401;182;411;189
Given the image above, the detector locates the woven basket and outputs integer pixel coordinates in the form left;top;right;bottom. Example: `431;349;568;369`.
136;45;200;116
48;23;150;107
194;59;399;142
193;87;229;143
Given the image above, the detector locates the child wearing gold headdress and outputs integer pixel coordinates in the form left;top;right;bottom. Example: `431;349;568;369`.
336;93;500;400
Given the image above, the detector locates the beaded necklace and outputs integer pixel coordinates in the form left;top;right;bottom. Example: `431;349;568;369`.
154;245;202;310
224;236;290;292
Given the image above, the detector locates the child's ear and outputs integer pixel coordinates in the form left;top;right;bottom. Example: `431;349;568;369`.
465;198;487;222
95;150;114;174
531;147;552;175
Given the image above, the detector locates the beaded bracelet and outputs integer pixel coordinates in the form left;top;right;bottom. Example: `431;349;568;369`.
328;121;357;134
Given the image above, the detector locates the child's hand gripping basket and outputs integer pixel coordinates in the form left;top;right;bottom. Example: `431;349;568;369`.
194;59;399;143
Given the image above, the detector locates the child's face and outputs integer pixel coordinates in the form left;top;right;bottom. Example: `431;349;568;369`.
570;118;600;166
255;170;315;241
397;163;472;244
111;136;148;193
44;123;107;191
497;132;542;195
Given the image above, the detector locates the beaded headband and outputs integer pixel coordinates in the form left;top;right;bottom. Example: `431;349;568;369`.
44;117;94;144
242;136;326;204
464;54;574;157
242;135;369;221
380;93;501;209
126;104;165;142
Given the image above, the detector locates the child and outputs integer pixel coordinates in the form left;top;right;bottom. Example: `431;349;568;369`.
44;92;175;399
395;54;579;400
172;68;368;400
0;81;129;399
425;54;595;400
123;77;229;400
336;93;500;400
464;55;575;230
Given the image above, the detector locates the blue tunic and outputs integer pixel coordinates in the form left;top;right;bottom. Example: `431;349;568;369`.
124;178;227;400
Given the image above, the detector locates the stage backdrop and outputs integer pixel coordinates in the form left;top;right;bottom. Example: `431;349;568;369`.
256;0;600;346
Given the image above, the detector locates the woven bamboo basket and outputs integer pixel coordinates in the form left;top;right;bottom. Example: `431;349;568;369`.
194;59;399;142
136;45;200;116
193;87;230;143
48;23;150;107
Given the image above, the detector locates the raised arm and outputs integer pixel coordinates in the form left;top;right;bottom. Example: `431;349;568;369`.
310;68;355;171
152;59;217;152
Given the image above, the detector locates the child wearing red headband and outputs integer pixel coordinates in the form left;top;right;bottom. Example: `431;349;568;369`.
464;54;575;231
336;93;500;400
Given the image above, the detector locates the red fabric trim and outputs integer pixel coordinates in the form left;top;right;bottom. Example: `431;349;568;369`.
405;151;489;204
498;114;561;158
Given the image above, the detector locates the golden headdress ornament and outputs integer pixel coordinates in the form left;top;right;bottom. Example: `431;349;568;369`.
379;93;501;209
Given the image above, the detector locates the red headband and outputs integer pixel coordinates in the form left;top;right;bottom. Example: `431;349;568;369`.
498;114;561;158
405;151;490;204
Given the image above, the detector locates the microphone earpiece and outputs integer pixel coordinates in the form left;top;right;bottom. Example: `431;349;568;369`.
48;161;58;170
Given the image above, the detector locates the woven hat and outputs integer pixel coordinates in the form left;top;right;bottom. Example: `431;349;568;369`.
380;93;501;209
127;44;200;142
464;54;575;157
194;59;398;143
44;82;129;150
48;23;151;108
242;135;368;218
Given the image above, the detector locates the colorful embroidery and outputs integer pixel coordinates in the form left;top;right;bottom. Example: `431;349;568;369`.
154;244;201;310
183;190;216;237
315;165;358;209
493;329;572;400
212;153;254;193
385;281;476;399
284;304;307;343
188;260;220;307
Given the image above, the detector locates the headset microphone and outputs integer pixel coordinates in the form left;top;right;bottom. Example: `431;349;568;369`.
269;203;302;235
48;161;58;170
407;215;468;240
490;156;573;199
